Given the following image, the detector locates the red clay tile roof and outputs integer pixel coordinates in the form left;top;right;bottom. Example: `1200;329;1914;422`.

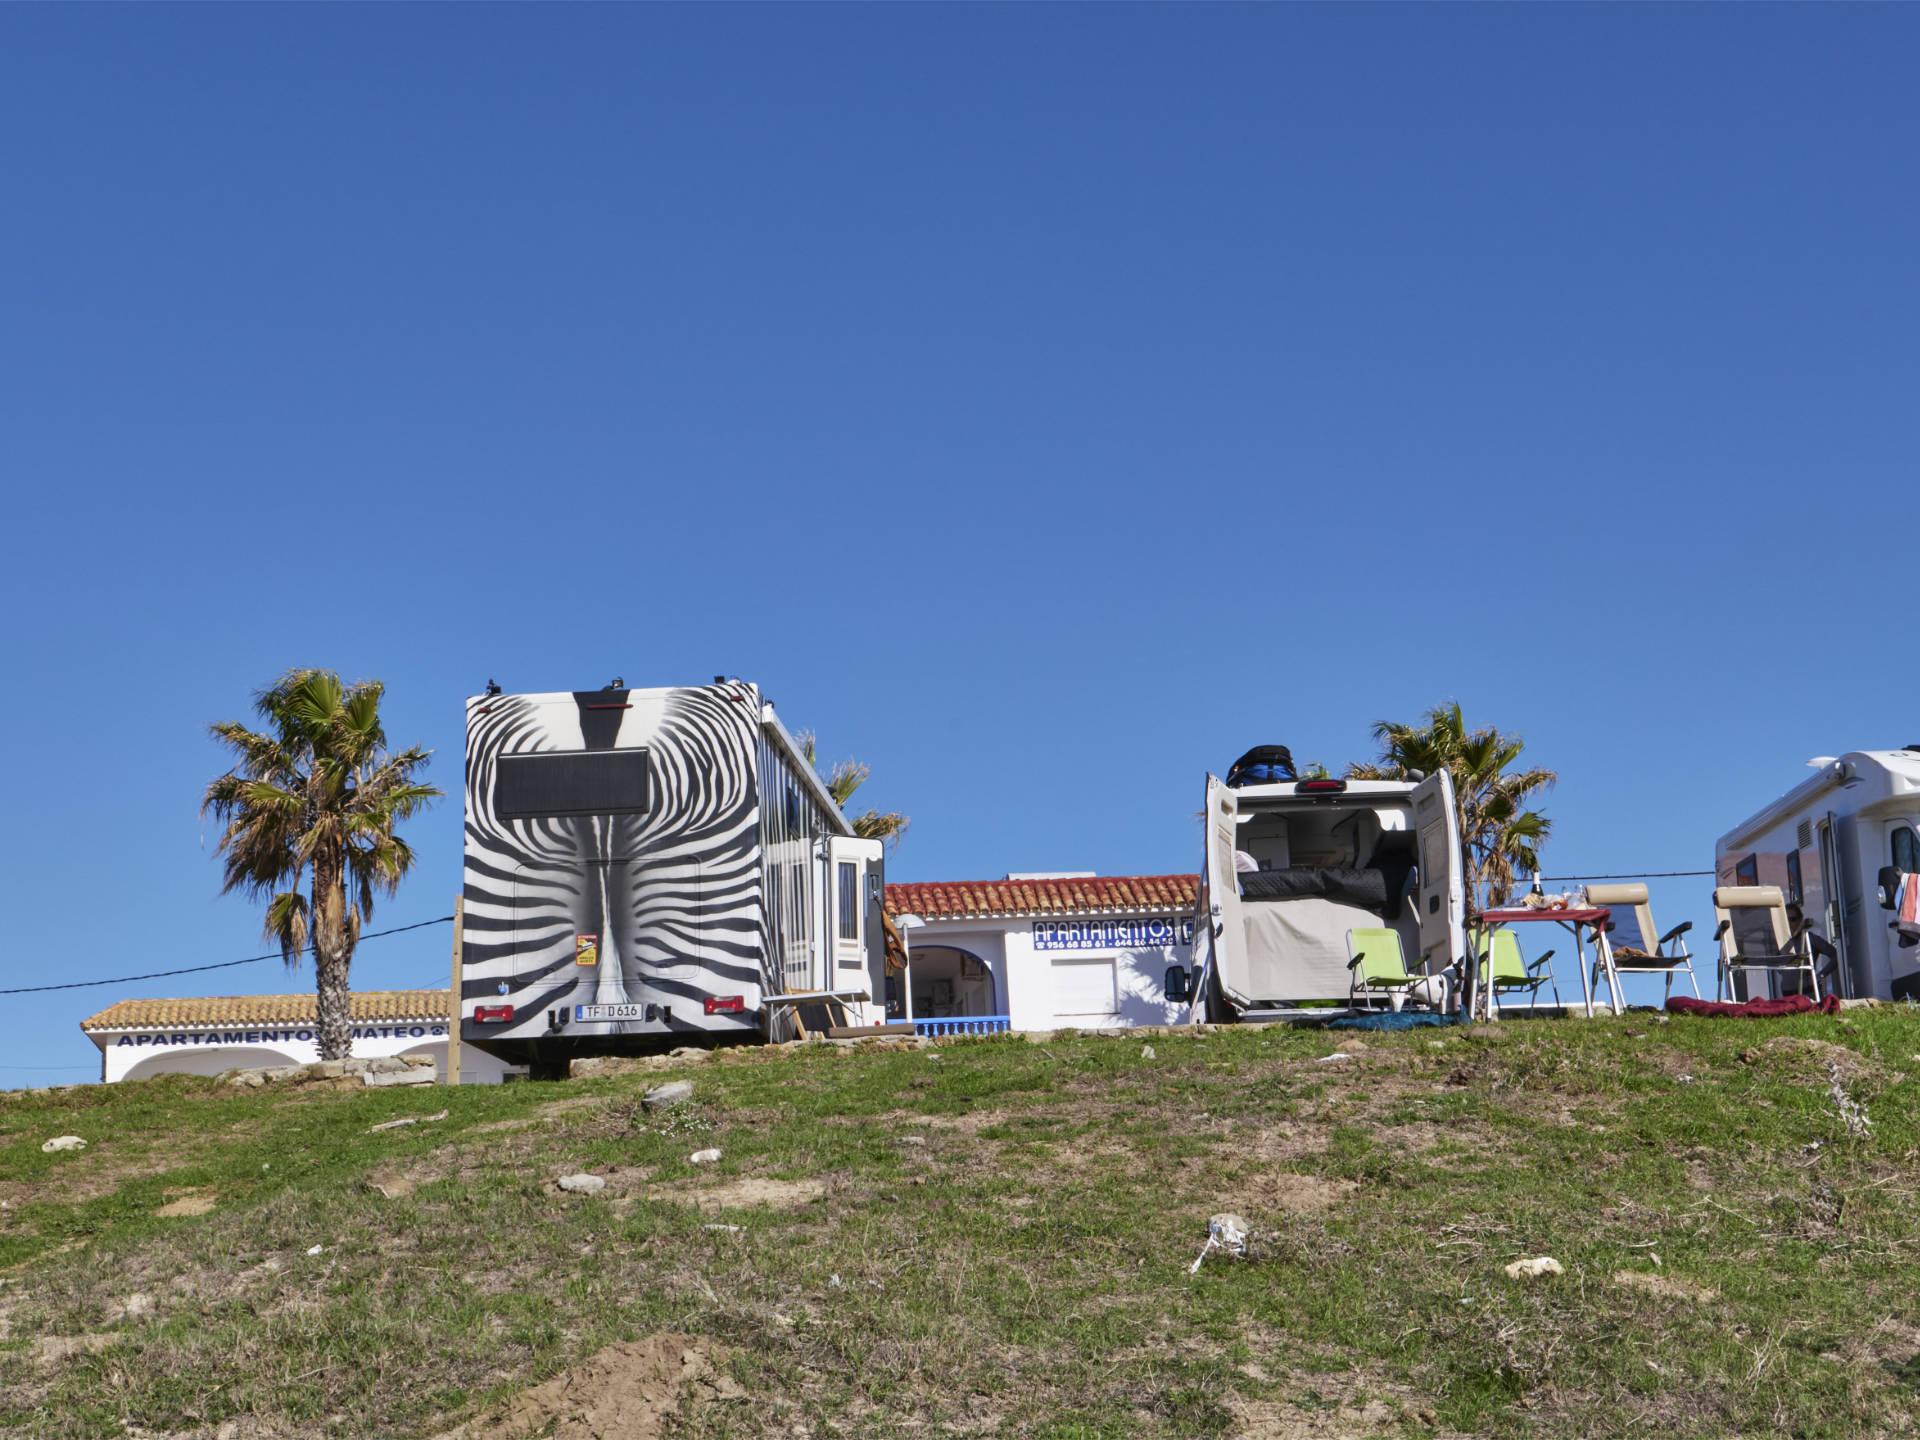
81;990;451;1032
885;874;1198;921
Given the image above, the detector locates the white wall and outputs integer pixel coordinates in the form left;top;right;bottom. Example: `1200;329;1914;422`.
95;1023;523;1084
912;917;1193;1032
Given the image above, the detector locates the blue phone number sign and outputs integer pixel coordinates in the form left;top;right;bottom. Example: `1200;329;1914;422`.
1032;917;1195;952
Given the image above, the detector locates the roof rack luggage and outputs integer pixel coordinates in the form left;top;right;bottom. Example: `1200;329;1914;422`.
1226;745;1297;788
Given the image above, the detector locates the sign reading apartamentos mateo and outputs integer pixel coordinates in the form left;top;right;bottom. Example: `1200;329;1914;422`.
111;1024;449;1051
1032;917;1195;951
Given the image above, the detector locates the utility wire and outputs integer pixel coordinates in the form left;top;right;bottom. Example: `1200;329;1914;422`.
1538;871;1717;881
0;916;455;996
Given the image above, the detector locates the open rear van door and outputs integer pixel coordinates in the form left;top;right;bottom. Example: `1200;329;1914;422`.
1411;771;1466;977
1201;775;1248;1014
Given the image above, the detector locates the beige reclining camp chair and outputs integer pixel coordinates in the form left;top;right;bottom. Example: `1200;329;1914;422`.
1712;886;1822;1002
1587;882;1701;1002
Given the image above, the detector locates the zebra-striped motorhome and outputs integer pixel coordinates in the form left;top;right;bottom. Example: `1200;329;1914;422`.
460;681;885;1073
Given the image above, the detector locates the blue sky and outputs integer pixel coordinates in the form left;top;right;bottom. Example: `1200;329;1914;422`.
2;8;1915;1083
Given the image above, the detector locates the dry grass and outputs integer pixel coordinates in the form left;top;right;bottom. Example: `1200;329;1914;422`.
0;1012;1917;1437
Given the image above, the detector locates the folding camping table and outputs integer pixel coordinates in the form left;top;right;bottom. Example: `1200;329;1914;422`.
1472;906;1624;1020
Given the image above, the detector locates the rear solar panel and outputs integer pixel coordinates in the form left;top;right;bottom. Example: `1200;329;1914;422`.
494;748;651;819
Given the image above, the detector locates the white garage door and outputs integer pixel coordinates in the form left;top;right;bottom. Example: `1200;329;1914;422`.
1051;957;1119;1019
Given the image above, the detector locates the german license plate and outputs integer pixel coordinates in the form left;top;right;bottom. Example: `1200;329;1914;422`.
575;1004;644;1022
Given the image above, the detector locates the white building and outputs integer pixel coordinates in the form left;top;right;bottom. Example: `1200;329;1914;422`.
883;873;1198;1033
81;990;524;1084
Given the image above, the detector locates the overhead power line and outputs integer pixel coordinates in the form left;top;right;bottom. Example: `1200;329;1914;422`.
0;916;456;996
1538;871;1717;881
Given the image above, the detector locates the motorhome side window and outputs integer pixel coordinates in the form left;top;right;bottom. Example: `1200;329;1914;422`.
1894;828;1920;876
1734;854;1759;888
1785;849;1802;905
494;749;651;820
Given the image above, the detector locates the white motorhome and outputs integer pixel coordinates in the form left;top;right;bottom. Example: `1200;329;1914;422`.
1185;748;1467;1019
460;680;886;1075
1715;749;1920;1002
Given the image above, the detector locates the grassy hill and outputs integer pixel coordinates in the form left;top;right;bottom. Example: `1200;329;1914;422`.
3;1010;1919;1439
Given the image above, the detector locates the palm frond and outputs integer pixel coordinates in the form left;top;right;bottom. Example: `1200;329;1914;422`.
850;809;909;845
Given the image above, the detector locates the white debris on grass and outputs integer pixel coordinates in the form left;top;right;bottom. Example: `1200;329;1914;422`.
689;1148;722;1165
369;1109;449;1133
1503;1256;1564;1281
1827;1062;1873;1137
1141;1045;1156;1059
1315;1053;1353;1063
556;1174;606;1195
40;1136;85;1154
306;1245;325;1256
1189;1213;1250;1274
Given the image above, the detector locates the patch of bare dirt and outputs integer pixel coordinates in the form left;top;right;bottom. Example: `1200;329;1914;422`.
924;1109;1008;1135
1229;1393;1464;1438
1227;1172;1358;1217
1744;1037;1880;1084
1245;1128;1330;1163
649;1177;828;1212
33;1333;113;1366
432;1334;743;1440
1613;1269;1719;1302
154;1191;216;1218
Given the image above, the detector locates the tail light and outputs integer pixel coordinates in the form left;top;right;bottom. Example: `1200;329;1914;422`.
1297;779;1347;793
704;995;746;1015
473;1004;514;1023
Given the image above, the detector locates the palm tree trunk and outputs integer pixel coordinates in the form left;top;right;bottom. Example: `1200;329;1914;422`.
312;856;354;1060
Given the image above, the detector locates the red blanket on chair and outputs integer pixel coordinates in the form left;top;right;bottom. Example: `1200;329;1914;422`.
1667;994;1841;1018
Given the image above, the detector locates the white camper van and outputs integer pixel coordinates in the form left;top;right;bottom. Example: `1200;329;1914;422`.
1185;748;1467;1019
1715;749;1920;1002
460;680;887;1075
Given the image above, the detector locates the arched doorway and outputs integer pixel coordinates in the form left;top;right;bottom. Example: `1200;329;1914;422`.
122;1045;297;1081
906;945;1001;1025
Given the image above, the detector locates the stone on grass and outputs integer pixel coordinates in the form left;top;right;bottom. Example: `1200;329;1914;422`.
556;1173;607;1195
689;1148;722;1165
1503;1256;1564;1281
40;1136;86;1154
642;1080;695;1112
1141;1045;1156;1059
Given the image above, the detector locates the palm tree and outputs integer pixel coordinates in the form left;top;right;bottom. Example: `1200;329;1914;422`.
203;670;441;1059
796;732;909;846
1345;702;1553;913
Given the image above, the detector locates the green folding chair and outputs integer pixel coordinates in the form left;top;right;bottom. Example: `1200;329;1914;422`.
1484;928;1559;1016
1347;928;1416;1010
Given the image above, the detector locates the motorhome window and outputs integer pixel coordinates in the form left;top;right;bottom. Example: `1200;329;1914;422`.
1785;850;1803;905
1734;854;1759;888
785;788;802;833
1894;828;1920;876
494;749;650;819
837;862;858;940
